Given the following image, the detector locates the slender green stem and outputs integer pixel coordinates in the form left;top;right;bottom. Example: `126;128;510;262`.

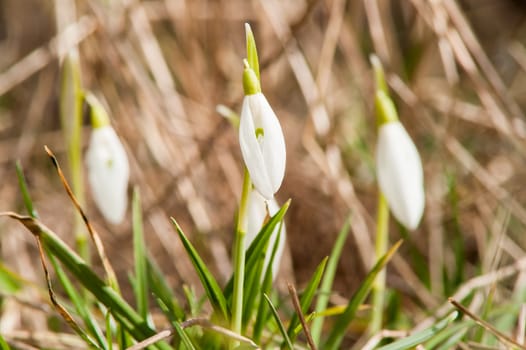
370;192;389;335
231;168;251;344
70;86;88;264
60;53;89;264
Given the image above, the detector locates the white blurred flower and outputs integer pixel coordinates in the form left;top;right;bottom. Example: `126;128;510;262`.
239;93;286;199
244;189;286;280
376;121;424;230
86;126;130;224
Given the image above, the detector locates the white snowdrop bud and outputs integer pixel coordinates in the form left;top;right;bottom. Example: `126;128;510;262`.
239;66;286;199
376;120;424;230
85;95;129;224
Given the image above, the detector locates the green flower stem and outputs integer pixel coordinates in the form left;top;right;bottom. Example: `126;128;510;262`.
231;167;251;344
370;192;389;335
60;53;89;264
69;85;86;262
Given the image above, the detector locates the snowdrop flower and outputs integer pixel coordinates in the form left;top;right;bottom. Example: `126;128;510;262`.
375;91;425;230
239;64;286;199
85;94;130;224
244;189;286;280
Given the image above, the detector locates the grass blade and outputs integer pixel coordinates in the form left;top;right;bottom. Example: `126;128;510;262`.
243;221;285;329
148;257;185;321
0;333;11;350
1;212;171;350
132;188;149;320
0;263;23;295
49;253;108;349
15;160;38;218
324;240;403;350
15;161;107;348
224;200;290;301
376;312;458;350
310;215;351;345
253;224;284;342
174;322;198;350
287;256;328;342
264;293;293;350
171;218;229;321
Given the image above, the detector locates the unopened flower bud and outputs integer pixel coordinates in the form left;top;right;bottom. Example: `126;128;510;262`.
85;95;129;224
239;92;286;200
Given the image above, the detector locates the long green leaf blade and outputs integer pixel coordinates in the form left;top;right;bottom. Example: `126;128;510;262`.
171;218;229;321
174;322;198;350
310;215;351;345
324;240;403;350
0;334;11;350
253;226;283;342
4;214;171;350
287;256;328;342
49;254;107;349
132;189;149;320
148;257;185;321
264;294;293;350
224;201;290;301
377;312;458;350
15;161;38;218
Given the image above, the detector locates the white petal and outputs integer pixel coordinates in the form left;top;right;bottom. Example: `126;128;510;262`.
244;189;286;280
239;97;274;198
249;94;286;194
376;122;424;230
239;93;286;199
86;126;130;224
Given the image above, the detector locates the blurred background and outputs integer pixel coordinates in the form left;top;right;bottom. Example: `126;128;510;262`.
2;0;526;345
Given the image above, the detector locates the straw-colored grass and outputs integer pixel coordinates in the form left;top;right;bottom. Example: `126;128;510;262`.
1;0;526;348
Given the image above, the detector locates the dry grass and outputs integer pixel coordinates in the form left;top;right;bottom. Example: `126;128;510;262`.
1;0;526;347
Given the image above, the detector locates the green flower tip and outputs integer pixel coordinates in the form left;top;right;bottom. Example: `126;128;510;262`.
370;53;388;95
85;93;111;129
375;90;399;126
245;23;254;45
243;60;261;95
245;22;260;81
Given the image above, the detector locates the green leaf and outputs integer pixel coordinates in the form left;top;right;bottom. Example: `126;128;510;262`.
49;254;108;349
245;23;260;81
171;218;229;321
132;188;149;320
310;215;351;345
287;256;328;342
243;220;285;329
241;244;265;329
105;309;113;350
173;321;198;350
324;240;403;350
0;263;22;295
263;294;293;350
15;161;38;218
377;312;458;350
426;319;473;350
252;226;284;342
5;214;171;350
224;201;290;301
0;333;11;350
148;257;185;321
